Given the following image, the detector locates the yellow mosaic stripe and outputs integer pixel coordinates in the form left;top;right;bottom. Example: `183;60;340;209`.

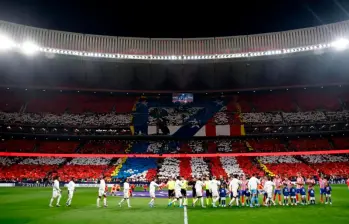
257;159;275;177
236;103;246;136
130;97;139;136
111;158;127;176
111;144;132;176
245;141;254;151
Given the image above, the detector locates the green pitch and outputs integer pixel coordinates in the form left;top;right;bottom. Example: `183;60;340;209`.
0;186;348;224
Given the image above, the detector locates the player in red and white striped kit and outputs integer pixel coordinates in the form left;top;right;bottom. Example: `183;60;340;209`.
273;175;283;205
296;173;305;204
240;176;248;206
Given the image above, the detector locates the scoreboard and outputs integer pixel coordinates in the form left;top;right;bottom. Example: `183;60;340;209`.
172;93;193;103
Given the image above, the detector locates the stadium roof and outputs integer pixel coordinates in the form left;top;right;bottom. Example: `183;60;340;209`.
1;0;349;38
1;13;349;91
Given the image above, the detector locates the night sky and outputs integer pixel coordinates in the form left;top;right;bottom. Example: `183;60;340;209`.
0;0;349;38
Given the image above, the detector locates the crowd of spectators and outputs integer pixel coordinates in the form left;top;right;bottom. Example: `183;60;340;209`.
148;107;202;125
1;108;349;130
1;137;348;154
190;158;210;177
301;155;348;163
158;158;180;180
0;154;347;182
282;111;327;123
0;112;131;127
241;112;283;124
20;157;66;165
257;156;301;164
189;141;205;153
67;157;111;165
215;140;234;153
80;140;128;154
0;157;19;166
147;142;163;154
220;157;245;175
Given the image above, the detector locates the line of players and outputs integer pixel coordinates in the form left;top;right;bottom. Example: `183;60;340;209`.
48;173;335;208
49;175;158;208
164;173;334;208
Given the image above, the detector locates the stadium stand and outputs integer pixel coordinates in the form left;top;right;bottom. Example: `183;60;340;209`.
0;140;36;152
1;90;349;137
1;19;349;186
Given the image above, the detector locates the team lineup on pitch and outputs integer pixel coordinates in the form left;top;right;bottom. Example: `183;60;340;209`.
49;173;339;210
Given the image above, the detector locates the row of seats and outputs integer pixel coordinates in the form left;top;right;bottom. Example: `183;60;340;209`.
80;140;128;154
1;92;137;114
236;91;347;112
1;137;345;154
148;107;203;125
1;110;348;127
215;111;349;125
0;112;131;127
2;89;349;113
0;140;132;154
0;138;346;154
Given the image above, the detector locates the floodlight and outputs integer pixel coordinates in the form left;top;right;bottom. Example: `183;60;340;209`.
332;38;349;51
0;35;15;51
21;41;39;55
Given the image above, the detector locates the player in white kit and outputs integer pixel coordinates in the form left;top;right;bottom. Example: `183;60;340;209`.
49;176;62;207
168;176;183;208
149;178;160;207
97;176;108;208
210;176;221;207
119;178;131;208
66;177;76;206
248;173;261;207
228;174;241;206
264;176;276;206
192;177;206;208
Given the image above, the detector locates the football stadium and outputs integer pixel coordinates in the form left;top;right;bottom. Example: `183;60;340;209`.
1;11;349;224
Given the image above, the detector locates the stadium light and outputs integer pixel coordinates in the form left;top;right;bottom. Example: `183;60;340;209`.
332;38;349;51
0;34;15;51
21;41;39;55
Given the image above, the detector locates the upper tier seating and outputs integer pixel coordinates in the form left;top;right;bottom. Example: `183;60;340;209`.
248;139;286;152
80;140;127;154
148;107;203;125
36;141;79;153
0;140;35;152
26;94;136;114
288;138;332;151
20;157;66;165
0;91;24;112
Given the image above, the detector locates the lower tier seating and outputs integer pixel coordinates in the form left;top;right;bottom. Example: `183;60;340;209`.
0;155;347;181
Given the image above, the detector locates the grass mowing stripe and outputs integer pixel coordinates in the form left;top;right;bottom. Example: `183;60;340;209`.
0;186;348;224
